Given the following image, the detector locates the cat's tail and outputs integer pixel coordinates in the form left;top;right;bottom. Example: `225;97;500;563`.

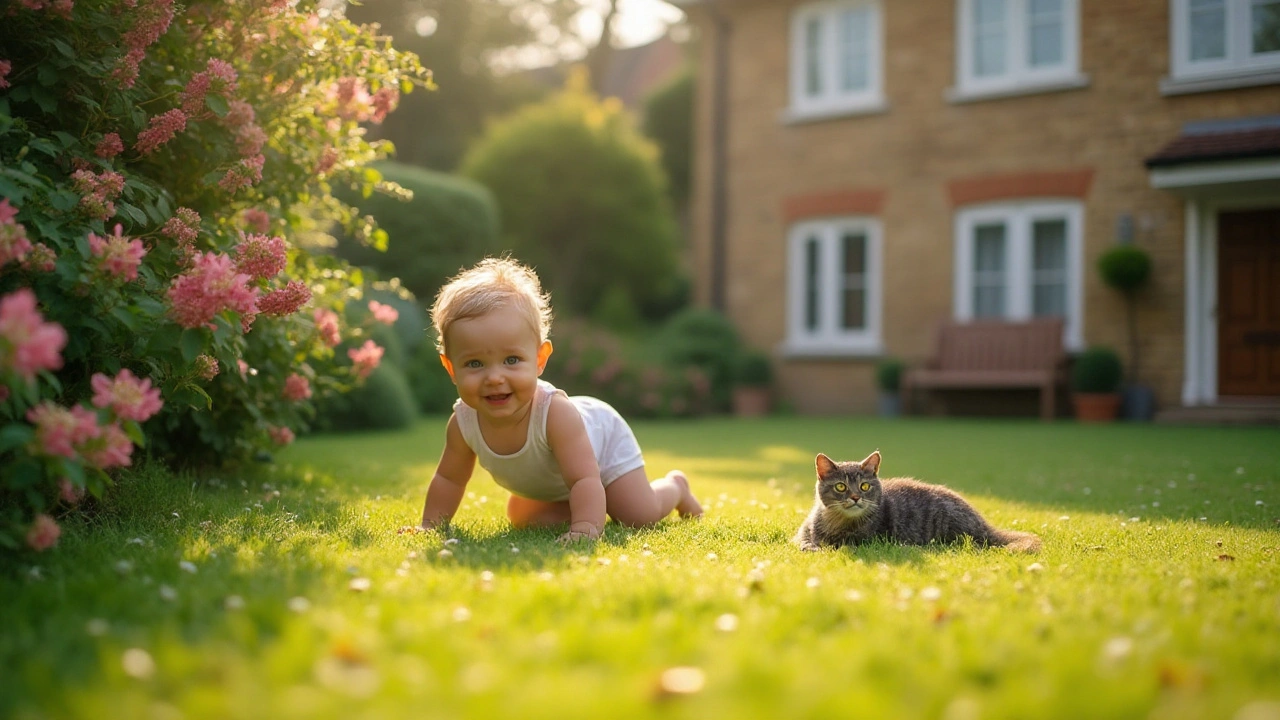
989;528;1042;553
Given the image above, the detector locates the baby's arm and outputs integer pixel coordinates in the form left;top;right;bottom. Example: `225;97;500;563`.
421;413;476;529
545;394;605;542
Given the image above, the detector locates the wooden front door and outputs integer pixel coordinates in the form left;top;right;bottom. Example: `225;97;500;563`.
1218;208;1280;397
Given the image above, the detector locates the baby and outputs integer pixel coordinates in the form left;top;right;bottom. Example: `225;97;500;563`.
417;257;703;543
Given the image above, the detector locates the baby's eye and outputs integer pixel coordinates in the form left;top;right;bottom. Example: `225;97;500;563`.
504;356;521;365
833;482;847;493
464;360;483;369
859;482;871;492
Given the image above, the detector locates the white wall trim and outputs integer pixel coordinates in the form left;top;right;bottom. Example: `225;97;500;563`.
1149;158;1280;190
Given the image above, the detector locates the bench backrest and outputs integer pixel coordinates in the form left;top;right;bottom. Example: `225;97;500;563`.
934;318;1065;372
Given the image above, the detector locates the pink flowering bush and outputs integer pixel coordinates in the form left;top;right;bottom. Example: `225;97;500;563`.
0;0;429;549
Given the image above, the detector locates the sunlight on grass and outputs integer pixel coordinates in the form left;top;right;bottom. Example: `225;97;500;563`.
2;417;1278;720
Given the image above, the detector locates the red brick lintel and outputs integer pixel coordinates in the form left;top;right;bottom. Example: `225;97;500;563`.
782;189;887;222
947;168;1095;206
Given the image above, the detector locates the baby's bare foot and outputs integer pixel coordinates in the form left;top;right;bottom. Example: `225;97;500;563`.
668;470;704;519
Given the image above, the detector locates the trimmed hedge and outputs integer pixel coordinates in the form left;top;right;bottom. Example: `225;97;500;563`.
333;161;502;302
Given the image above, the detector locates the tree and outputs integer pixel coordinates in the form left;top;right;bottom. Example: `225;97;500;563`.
460;69;684;320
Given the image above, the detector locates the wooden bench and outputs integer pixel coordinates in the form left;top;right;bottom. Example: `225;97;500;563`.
900;318;1068;421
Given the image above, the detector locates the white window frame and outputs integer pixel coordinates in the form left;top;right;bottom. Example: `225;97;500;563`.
1170;0;1280;82
783;216;884;356
953;200;1084;350
787;0;886;122
952;0;1086;101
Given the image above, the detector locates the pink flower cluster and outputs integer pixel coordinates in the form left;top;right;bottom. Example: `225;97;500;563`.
88;224;146;282
326;79;399;125
71;169;125;220
136;108;187;155
0;289;67;382
258;279;311;317
234;233;287;280
194;354;219;380
26;401;133;469
348;340;384;380
268;425;295;445
242;208;270;234
91;368;163;422
166;251;259;329
95;132;124;159
14;0;72;17
219;154;265;193
1;198;32;266
282;373;311;401
161;207;201;260
26;514;60;552
368;301;399;325
0;60;11;90
313;308;341;347
180;58;238;117
22;243;57;273
112;0;175;88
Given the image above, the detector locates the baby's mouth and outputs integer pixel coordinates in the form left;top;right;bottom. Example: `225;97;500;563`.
485;393;512;404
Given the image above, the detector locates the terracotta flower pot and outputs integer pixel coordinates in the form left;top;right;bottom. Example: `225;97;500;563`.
732;386;771;417
1072;392;1121;423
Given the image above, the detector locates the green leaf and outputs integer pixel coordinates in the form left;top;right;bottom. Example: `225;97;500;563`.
37;63;60;87
206;94;230;117
0;424;35;454
55;457;86;488
118;202;148;225
146;323;183;354
47;190;79;211
31;86;58;113
180;327;206;363
52;131;78;148
52;38;76;58
3;457;42;490
109;305;140;332
121;420;146;447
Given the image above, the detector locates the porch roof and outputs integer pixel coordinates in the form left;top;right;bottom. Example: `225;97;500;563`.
1146;115;1280;168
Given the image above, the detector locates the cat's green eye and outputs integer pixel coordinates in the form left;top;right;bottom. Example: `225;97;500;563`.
859;482;871;492
833;482;847;493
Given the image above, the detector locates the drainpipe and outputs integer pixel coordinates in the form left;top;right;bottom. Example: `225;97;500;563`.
707;1;730;313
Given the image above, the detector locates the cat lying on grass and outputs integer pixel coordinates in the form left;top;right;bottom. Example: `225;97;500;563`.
795;451;1041;553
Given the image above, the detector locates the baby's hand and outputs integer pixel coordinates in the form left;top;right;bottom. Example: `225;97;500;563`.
556;521;601;545
396;525;427;535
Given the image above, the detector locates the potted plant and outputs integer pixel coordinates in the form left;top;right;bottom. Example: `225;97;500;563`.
1070;346;1123;422
731;350;773;417
875;357;905;418
1098;244;1154;420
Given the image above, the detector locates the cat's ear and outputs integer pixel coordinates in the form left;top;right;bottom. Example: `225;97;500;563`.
860;450;881;475
815;453;838;479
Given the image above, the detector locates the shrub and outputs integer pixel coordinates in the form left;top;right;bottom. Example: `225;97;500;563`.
1098;245;1152;295
313;364;418;432
876;357;905;392
733;350;773;388
0;1;430;548
405;340;459;415
657;308;741;411
460;68;686;321
642;66;694;209
332;162;502;302
1071;347;1123;394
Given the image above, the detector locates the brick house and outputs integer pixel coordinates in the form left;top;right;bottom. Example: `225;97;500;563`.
670;0;1280;418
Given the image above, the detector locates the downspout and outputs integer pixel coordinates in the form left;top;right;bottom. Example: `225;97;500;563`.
708;1;730;313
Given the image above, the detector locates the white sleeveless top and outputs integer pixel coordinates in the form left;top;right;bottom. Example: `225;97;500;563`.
453;380;645;502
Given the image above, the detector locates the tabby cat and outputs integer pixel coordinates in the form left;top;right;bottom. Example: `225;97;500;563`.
794;451;1041;553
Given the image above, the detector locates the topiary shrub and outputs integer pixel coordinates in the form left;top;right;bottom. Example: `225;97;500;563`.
876;357;905;393
460;68;686;321
733;350;773;388
657;308;741;411
1071;347;1123;394
332;161;502;303
1098;245;1152;294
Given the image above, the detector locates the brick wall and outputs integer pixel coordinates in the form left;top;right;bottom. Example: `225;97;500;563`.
685;0;1280;415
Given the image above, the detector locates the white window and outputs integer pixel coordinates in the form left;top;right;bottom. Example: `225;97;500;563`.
954;0;1084;99
788;1;885;120
785;217;883;355
1171;0;1280;81
953;201;1084;349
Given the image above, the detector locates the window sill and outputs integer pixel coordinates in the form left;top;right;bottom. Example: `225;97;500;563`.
946;74;1090;104
778;340;885;359
780;99;890;126
1160;68;1280;96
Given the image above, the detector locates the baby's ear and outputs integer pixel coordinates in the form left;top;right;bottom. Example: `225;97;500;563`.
438;354;456;382
536;340;553;374
815;453;838;479
860;450;881;475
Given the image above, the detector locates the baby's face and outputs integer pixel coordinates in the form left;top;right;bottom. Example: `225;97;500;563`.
442;308;549;423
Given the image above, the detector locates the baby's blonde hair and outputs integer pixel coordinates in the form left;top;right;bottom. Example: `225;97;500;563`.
431;257;553;354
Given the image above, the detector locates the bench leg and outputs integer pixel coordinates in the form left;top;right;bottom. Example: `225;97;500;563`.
1040;385;1055;421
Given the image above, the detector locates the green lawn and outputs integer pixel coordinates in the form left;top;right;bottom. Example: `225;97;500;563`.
3;417;1279;720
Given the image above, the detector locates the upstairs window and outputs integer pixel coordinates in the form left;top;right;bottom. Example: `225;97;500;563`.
789;1;885;120
1171;0;1280;81
786;217;883;355
955;0;1083;98
953;201;1083;349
